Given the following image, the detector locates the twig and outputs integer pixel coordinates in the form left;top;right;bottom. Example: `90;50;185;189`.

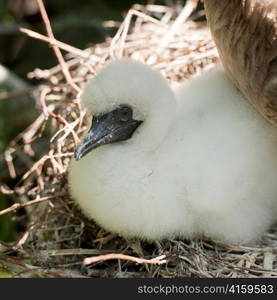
16;223;37;248
159;0;199;49
35;0;80;93
39;249;126;257
0;194;64;216
20;28;90;59
4;148;17;179
110;8;168;59
18;153;73;184
38;86;51;118
83;253;167;266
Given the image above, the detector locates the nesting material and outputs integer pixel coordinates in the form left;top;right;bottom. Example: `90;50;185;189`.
1;3;277;278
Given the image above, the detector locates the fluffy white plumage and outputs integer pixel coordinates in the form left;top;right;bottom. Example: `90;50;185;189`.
68;59;277;244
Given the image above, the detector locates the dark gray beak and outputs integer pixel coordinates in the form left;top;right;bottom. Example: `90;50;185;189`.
74;105;142;160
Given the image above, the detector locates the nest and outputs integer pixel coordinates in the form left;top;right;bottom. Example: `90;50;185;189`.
1;1;277;278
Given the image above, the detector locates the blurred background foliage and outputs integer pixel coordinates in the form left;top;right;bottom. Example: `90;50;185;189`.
0;0;187;242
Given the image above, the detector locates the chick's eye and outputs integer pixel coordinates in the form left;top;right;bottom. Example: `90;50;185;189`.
118;106;132;122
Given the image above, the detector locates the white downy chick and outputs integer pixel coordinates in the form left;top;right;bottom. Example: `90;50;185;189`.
69;59;277;244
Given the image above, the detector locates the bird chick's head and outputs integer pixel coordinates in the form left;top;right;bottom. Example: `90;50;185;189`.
81;58;174;117
75;59;176;160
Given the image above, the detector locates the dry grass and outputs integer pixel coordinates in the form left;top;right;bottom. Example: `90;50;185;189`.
0;0;277;278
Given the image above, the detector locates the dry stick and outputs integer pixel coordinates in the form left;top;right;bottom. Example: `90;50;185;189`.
18;153;73;184
4;148;17;179
16;223;37;248
39;86;51;118
35;0;80;93
0;184;14;195
49;112;80;144
0;194;64;216
3;110;50;179
16;204;53;248
110;8;168;59
83;253;167;266
28;57;81;80
20;28;90;60
159;0;199;50
145;4;173;14
39;248;125;257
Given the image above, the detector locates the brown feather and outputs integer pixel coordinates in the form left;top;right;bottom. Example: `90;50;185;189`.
204;0;277;125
